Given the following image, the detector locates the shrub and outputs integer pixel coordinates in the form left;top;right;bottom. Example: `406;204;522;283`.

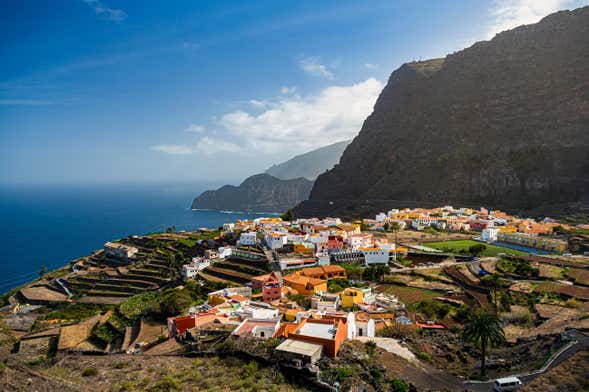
336;365;357;382
416;351;432;363
390;378;409;392
82;367;98;377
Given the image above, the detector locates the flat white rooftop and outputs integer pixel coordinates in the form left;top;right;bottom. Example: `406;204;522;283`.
296;322;337;339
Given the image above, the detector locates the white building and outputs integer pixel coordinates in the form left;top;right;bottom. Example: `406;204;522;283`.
104;242;138;260
347;233;373;249
287;233;308;243
238;302;280;320
311;292;340;313
181;257;210;279
481;227;499;243
239;232;258;246
217;246;233;259
361;245;393;266
222;223;235;232
375;213;387;222
265;233;287;250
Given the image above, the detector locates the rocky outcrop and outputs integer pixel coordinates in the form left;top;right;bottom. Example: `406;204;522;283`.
265;140;350;180
191;174;313;213
295;7;589;218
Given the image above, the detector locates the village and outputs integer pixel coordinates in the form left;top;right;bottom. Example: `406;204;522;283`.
1;206;589;391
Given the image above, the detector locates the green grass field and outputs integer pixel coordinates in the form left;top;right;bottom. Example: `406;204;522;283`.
423;240;527;257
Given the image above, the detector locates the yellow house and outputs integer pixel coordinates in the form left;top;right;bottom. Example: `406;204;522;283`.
499;225;517;233
283;274;327;295
341;287;364;309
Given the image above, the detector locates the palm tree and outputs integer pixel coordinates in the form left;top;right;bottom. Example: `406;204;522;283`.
462;311;505;378
389;222;401;261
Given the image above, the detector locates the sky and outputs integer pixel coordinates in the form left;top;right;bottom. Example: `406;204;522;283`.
1;0;588;184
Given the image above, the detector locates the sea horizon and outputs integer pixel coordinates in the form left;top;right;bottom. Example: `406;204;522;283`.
0;182;277;293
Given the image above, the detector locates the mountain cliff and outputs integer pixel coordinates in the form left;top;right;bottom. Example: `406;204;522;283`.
295;7;589;219
191;141;350;212
191;174;313;213
265;140;350;180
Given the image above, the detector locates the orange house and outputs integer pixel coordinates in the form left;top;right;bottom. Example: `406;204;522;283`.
285;318;348;357
282;274;327;295
301;265;346;281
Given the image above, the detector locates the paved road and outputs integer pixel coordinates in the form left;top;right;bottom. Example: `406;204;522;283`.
464;330;589;391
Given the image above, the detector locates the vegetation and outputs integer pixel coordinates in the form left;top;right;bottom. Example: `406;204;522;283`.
462;311;505;378
280;209;293;221
424;240;527;257
120;280;226;321
82;367;98;377
468;243;487;257
497;258;538;278
40;303;113;323
390;378;409;392
412;300;453;320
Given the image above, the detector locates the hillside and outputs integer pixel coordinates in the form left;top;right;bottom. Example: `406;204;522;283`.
191;173;313;213
295;7;589;219
265;140;350;180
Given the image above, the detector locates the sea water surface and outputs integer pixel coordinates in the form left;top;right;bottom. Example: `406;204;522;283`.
0;182;276;293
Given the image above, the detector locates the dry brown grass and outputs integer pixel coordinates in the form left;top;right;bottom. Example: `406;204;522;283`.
521;349;589;392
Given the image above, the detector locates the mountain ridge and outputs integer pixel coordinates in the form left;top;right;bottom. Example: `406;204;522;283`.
295;6;589;219
265;140;350;180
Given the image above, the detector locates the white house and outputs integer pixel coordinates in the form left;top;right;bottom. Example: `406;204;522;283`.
481;227;499;243
182;257;210;279
347;233;373;249
311;292;340;313
375;213;387;222
239;232;258;246
361;245;393;266
355;317;375;338
265;233;287;250
222;223;235;232
217;246;233;259
287;233;308;243
104;242;138;260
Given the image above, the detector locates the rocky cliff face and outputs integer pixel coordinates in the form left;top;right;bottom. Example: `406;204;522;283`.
295;7;589;218
191;174;313;213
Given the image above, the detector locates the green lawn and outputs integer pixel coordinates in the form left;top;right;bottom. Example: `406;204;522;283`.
423;240;527;257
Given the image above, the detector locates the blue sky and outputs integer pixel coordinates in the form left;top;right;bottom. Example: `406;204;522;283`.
1;0;587;184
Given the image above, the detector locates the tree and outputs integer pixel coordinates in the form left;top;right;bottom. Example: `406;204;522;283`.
468;243;487;257
462;311;505;378
280;209;293;221
481;274;503;313
39;265;47;278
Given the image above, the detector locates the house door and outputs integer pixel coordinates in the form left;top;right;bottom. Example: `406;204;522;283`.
358;328;363;336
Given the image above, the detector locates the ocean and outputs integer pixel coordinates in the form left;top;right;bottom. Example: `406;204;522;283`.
0;182;276;294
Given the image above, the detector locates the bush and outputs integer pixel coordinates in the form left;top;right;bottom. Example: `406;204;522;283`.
390;378;409;392
469;244;487;256
82;367;98;377
336;365;357;382
416;351;432;363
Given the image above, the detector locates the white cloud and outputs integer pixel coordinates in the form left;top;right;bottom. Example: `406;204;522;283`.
280;86;297;94
487;0;576;38
185;124;205;133
83;0;127;22
299;57;334;79
249;99;270;108
364;63;379;70
219;78;382;154
150;144;193;155
150;137;241;156
194;137;242;155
